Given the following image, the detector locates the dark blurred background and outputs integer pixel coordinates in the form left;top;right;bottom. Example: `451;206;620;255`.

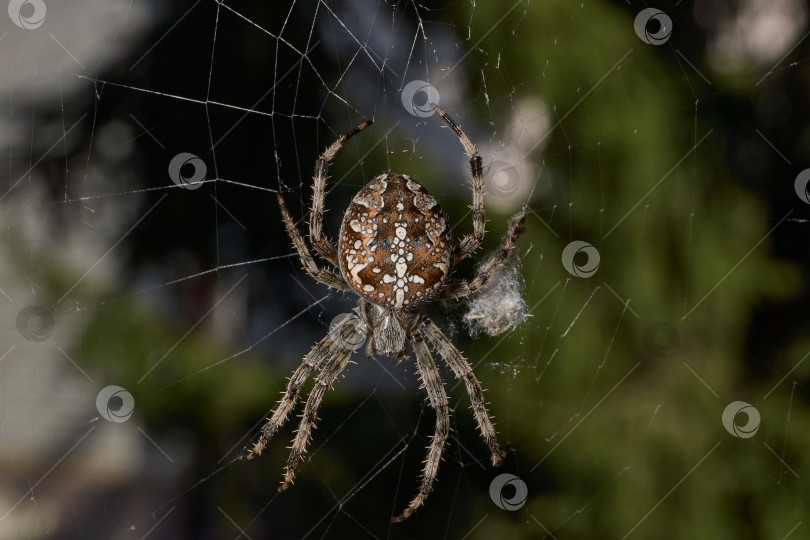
1;0;810;538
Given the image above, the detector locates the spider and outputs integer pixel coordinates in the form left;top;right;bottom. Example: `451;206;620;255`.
242;106;526;522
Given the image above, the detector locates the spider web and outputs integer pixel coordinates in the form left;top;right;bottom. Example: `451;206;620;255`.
2;0;810;538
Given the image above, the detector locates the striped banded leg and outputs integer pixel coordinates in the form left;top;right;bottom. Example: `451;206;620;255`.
392;329;450;523
434;106;485;264
280;314;367;488
310;120;373;263
422;319;504;466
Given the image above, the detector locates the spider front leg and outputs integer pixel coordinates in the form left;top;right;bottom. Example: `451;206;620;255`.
392;329;450;523
434;106;485;264
440;209;526;299
310;120;373;264
422;319;505;466
277;192;351;291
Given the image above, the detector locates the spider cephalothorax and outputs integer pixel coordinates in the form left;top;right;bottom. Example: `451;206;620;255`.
243;106;526;522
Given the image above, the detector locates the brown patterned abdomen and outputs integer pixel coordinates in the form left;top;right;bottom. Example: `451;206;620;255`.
338;174;454;309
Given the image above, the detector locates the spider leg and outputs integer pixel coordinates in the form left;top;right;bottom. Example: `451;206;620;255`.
242;313;366;460
310;120;373;264
392;329;450;523
422;318;505;466
440;209;526;299
280;313;366;489
277;192;351;291
434;106;485;264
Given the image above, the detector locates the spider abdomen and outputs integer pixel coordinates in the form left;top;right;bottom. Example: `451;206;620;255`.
338;173;454;309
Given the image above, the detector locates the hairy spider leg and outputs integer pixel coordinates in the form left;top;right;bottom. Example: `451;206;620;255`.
280;332;360;489
440;210;527;299
242;313;366;460
434;106;486;264
392;328;450;522
422;318;505;466
310;120;373;264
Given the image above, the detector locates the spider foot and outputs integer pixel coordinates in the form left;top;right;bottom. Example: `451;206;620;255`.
281;458;302;490
278;479;293;493
492;443;509;467
239;440;265;461
508;212;526;240
391;506;416;523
